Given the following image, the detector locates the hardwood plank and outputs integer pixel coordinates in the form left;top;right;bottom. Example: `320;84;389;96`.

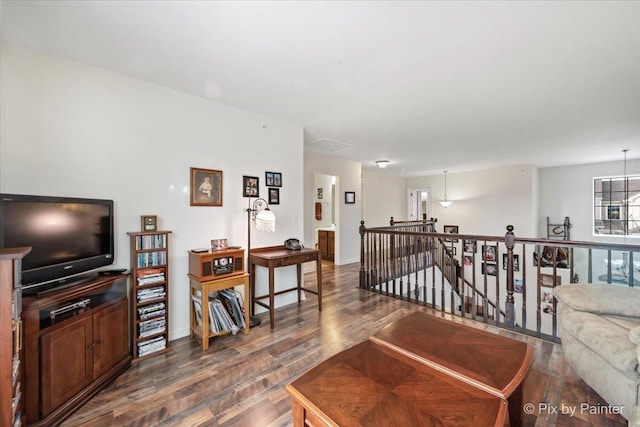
61;262;627;427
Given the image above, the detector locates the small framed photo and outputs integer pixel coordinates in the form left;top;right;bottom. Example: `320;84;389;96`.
140;215;157;232
482;262;498;276
443;225;458;234
268;188;280;205
317;188;323;199
265;171;282;187
482;244;497;262
345;191;356;204
243;175;259;198
539;273;560;288
463;239;477;253
211;238;228;251
463;255;473;267
191;167;223;206
502;253;520;271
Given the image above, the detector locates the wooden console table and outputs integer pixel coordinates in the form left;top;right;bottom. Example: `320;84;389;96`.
250;246;322;329
286;311;531;426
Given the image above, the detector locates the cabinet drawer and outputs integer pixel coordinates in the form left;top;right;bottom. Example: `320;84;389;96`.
282;253;317;265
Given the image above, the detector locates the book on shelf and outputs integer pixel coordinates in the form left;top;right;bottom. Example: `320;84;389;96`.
191;291;241;335
139;318;166;337
137;286;166;302
218;289;246;329
138;335;166;356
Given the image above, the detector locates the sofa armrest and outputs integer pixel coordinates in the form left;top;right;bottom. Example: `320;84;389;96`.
553;284;640;317
630;406;640;427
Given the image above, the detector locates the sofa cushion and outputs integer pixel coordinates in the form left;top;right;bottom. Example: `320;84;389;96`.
554;284;640;317
562;311;639;377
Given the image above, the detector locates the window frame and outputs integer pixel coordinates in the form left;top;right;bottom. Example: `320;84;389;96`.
593;174;640;238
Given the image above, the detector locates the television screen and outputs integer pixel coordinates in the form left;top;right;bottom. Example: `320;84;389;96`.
0;194;114;293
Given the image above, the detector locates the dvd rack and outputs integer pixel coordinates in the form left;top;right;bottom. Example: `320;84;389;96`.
128;230;172;359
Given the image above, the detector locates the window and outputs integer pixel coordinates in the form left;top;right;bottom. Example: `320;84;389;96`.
593;175;640;237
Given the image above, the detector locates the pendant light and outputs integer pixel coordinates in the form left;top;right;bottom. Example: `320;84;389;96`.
438;170;453;208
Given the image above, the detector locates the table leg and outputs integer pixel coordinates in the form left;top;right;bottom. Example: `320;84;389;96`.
297;264;302;303
316;253;322;311
269;266;275;329
250;262;256;316
291;399;304;427
508;382;524;427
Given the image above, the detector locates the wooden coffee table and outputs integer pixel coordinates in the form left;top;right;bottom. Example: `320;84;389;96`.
286;311;531;426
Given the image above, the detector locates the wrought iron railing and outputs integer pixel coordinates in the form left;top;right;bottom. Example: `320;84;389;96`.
359;219;640;341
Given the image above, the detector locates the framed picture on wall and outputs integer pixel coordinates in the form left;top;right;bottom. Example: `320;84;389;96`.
242;175;259;198
463;239;477;253
190;167;223;206
345;191;355;204
482;244;497;262
502;253;520;271
482;262;498;276
268;188;280;205
265;171;282;187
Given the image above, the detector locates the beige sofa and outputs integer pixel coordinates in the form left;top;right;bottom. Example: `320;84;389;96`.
554;284;640;421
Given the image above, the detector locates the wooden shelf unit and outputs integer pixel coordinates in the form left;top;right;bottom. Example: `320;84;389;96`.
0;247;31;427
187;249;249;351
128;230;172;359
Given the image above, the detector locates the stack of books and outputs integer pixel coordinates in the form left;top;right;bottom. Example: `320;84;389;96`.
137;286;166;303
191;288;245;335
137;302;166;321
139;317;166;337
137;269;165;286
137;336;166;357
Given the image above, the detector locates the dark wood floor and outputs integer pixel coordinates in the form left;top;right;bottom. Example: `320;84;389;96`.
62;262;627;427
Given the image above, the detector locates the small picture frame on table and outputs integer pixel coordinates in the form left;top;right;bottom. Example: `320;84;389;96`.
243;176;259;197
211;238;228;251
345;191;356;204
140;215;157;232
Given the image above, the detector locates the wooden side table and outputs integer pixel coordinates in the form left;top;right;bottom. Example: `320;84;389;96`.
250;246;322;329
188;273;250;351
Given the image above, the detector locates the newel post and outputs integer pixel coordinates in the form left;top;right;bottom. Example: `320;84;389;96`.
359;221;366;289
505;225;516;329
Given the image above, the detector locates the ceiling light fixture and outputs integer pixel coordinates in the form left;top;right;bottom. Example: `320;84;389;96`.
438;170;453;208
376;160;390;169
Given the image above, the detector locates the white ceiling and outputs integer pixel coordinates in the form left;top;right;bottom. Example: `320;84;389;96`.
2;1;639;176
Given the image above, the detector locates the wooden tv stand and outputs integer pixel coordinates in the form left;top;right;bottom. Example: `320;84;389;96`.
22;274;131;426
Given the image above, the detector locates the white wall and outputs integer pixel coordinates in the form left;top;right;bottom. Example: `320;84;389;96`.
303;152;361;265
538;158;640;242
361;170;406;228
0;44;305;340
407;165;538;238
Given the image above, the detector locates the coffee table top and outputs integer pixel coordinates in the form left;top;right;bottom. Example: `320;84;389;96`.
286;340;506;427
370;311;531;398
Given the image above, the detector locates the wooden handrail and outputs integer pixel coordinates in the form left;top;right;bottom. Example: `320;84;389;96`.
360;217;640;342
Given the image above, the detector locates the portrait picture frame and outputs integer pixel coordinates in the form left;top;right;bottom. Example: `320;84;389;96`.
345;191;356;204
463;239;477;253
482;244;497;262
443;225;459;242
502;253;520;271
242;175;259;198
268;188;280;205
190;167;223;207
265;171;282;188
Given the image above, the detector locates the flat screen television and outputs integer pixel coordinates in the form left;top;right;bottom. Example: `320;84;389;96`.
0;193;115;294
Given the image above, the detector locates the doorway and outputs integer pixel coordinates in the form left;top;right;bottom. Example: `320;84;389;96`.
408;186;431;221
314;173;337;264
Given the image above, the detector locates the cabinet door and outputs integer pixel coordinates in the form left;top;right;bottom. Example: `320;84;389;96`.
318;231;328;257
328;231;335;260
40;316;93;417
93;299;129;378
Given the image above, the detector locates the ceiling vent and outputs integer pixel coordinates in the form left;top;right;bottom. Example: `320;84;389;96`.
305;138;353;153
